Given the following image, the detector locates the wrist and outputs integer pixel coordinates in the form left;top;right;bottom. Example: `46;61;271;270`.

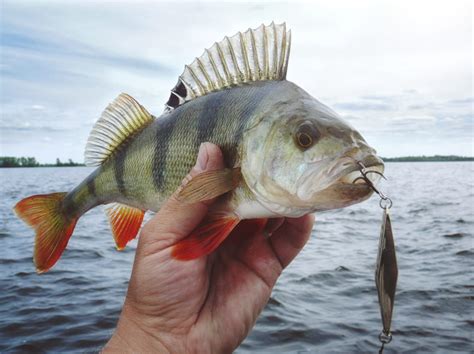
103;302;179;353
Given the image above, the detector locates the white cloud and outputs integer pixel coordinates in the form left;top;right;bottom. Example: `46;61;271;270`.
0;0;472;161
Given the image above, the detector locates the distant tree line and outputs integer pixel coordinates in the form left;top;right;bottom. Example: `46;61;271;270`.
1;155;472;167
0;157;85;167
0;157;39;167
382;155;474;162
54;158;84;167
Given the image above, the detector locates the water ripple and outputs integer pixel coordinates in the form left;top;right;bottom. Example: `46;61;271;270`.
0;163;473;353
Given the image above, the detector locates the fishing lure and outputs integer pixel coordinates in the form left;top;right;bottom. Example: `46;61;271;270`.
355;163;398;352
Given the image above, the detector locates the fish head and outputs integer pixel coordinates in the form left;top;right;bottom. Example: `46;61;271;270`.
241;83;384;217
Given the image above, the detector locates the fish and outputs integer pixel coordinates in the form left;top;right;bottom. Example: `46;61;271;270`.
14;22;384;273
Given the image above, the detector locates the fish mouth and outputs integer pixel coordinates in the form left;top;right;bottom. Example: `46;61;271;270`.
327;156;385;206
296;153;385;206
338;160;385;186
300;155;385;212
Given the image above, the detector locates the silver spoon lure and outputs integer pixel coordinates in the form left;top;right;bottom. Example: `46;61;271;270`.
354;162;398;353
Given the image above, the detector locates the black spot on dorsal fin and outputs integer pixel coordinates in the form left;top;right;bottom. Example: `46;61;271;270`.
174;81;187;97
165;81;188;111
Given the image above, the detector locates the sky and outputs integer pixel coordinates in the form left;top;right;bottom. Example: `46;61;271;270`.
0;0;472;163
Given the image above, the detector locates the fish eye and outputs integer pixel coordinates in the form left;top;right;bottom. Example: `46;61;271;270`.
295;122;320;149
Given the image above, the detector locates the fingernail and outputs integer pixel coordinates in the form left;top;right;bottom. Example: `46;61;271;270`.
195;143;209;172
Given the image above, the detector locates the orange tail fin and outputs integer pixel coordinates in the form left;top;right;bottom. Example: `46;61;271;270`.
172;212;240;260
14;193;78;273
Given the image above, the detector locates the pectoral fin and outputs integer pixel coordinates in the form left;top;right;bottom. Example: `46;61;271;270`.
177;167;241;203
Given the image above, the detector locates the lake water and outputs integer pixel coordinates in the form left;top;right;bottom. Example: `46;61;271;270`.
0;162;472;353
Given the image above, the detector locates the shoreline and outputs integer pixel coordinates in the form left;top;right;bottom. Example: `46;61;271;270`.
1;159;473;168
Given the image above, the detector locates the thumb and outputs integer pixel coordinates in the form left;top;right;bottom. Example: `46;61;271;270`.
139;142;225;247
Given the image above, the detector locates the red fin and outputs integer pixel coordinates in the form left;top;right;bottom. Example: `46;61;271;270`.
14;193;77;273
172;213;240;260
106;203;145;250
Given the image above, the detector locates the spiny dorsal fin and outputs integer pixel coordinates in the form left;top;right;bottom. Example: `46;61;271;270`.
85;93;154;166
164;22;291;112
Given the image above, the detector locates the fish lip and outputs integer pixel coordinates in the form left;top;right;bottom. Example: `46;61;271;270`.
337;156;385;186
321;155;384;184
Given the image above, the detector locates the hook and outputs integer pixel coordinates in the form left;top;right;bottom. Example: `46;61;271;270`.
353;162;389;201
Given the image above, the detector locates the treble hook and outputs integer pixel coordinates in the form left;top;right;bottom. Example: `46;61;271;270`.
353;162;388;200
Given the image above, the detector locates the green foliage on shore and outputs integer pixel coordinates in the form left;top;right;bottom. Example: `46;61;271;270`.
0;157;85;167
0;157;40;167
381;155;474;162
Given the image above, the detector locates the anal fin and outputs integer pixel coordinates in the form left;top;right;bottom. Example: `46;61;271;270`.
172;212;240;260
106;203;145;250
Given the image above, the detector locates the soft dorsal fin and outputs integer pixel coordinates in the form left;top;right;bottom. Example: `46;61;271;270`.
84;93;154;166
164;22;291;112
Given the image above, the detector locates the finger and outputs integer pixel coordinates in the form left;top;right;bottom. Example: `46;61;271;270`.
140;142;224;245
268;214;315;268
263;218;285;238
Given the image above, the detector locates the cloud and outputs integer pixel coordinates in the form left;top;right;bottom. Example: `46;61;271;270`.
0;125;69;132
0;0;472;160
334;102;391;111
359;94;396;101
392;115;437;122
447;97;474;105
2;30;173;75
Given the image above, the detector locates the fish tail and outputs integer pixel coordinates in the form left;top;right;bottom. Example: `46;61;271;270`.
14;192;78;273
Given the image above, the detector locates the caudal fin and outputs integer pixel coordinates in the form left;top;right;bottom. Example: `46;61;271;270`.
14;193;78;273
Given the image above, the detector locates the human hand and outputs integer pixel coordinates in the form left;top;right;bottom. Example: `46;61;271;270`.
104;143;315;353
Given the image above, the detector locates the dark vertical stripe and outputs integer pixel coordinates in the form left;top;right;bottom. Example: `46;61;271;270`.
87;178;96;197
62;194;77;217
152;82;273;190
225;85;270;166
194;84;271;167
114;149;127;195
153;116;177;190
197;92;226;144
